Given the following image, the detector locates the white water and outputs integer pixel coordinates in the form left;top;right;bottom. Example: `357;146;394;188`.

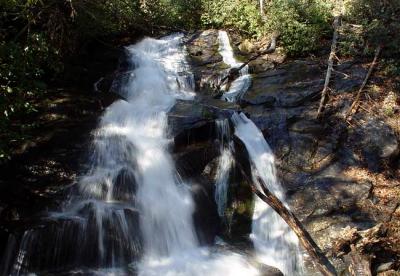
232;113;304;275
217;31;251;102
127;33;262;276
216;30;304;275
2;31;305;276
214;119;234;217
2;33;262;276
94;34;259;275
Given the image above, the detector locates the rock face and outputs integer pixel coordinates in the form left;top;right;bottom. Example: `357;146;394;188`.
1;30;398;274
184;31;399;272
186;30;226;96
243;61;324;106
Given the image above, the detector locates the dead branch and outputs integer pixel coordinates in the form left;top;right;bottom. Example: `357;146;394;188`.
347;245;372;276
316;15;341;118
236;162;337;276
346;45;382;120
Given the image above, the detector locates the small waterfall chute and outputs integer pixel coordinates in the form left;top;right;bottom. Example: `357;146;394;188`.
232;112;305;275
214;119;234;218
217;31;251;102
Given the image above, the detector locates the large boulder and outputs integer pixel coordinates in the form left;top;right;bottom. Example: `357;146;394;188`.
185;30;226;96
350;118;399;171
243;61;324;107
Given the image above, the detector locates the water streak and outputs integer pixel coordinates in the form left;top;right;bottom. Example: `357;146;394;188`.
217;31;251;102
214;119;234;217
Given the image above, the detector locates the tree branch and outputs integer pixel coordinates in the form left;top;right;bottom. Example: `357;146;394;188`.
346;45;382;120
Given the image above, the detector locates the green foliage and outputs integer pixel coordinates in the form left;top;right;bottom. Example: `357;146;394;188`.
142;0;203;29
345;0;400;56
0;33;59;161
201;0;265;37
264;0;333;55
202;0;333;55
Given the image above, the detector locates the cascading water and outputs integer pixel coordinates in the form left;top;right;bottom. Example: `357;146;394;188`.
217;31;251;102
232;113;304;275
216;30;305;275
214;119;234;217
1;33;263;276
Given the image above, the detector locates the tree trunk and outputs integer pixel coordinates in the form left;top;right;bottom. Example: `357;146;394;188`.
260;0;265;17
316;15;341;118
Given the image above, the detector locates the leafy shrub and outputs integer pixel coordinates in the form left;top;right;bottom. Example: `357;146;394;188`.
201;0;265;37
201;0;333;55
345;0;400;56
264;0;333;55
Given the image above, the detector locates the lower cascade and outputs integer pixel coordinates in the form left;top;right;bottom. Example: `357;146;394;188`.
232;113;304;275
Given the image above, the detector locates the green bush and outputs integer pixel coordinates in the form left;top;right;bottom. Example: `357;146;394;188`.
201;0;333;55
201;0;265;37
264;0;333;55
345;0;400;56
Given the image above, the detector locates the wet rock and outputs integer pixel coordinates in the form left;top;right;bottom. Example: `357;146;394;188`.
112;168;138;202
191;178;221;245
186;30;223;66
168;99;239;145
259;263;284;276
175;142;219;178
186;30;225;95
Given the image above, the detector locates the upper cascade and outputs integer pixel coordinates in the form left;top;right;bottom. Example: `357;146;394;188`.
217;30;251;102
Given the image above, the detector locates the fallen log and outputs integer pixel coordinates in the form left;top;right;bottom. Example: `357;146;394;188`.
236;162;337;276
216;33;279;91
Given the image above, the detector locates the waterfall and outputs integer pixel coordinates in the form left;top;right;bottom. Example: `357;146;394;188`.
217;30;304;275
214;119;234;217
217;31;251;102
232;113;304;275
1;33;261;276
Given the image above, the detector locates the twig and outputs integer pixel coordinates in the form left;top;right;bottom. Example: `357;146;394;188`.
346;45;382;120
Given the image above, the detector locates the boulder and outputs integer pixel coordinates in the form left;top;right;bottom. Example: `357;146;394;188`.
243;61;324;107
186;30;225;95
351;118;399;171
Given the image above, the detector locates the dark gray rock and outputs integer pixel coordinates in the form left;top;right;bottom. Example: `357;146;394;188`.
185;30;227;96
332;62;367;93
351;118;399;171
243;61;324;107
259;263;284;276
168;99;239;145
